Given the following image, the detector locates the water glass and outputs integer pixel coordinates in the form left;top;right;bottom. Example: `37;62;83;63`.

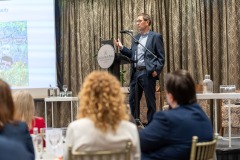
220;85;228;93
61;128;67;143
60;91;65;97
228;85;236;93
35;135;43;159
66;91;72;97
220;85;236;105
40;128;46;141
62;85;68;97
48;130;62;156
220;85;236;93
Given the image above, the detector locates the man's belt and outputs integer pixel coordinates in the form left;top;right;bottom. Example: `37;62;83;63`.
135;66;146;71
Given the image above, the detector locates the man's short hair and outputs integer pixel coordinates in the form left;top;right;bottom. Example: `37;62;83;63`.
165;70;197;105
138;13;152;26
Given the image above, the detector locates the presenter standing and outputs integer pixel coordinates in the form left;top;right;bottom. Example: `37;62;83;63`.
114;13;165;125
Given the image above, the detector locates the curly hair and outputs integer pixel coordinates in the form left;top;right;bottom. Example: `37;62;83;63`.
77;71;129;133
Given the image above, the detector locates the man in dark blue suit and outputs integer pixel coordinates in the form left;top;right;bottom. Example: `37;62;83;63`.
0;136;32;160
139;70;213;160
114;13;165;124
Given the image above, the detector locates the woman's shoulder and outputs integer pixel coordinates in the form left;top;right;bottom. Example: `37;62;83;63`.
119;120;138;130
68;118;93;128
2;121;28;135
4;121;28;128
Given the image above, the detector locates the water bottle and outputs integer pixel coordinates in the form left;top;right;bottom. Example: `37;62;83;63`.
203;75;213;94
48;84;54;97
54;85;60;97
33;127;43;159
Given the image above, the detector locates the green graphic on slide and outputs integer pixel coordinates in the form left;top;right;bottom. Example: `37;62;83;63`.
0;21;29;87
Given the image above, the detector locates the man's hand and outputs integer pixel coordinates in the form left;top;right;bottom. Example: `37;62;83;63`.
114;38;123;49
152;71;158;77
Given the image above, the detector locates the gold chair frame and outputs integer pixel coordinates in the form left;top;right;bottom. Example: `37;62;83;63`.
190;133;218;160
68;141;132;160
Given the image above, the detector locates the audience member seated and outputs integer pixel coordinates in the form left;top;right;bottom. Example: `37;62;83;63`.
139;70;213;160
13;90;45;134
64;71;140;160
0;79;34;160
0;136;33;160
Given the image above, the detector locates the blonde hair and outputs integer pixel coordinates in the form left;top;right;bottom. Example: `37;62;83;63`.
78;71;129;133
13;90;35;129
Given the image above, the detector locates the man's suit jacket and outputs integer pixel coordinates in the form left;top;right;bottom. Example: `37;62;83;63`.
121;31;165;79
139;103;213;160
0;121;35;160
0;136;33;160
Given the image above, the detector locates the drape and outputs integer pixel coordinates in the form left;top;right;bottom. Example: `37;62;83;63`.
35;0;240;127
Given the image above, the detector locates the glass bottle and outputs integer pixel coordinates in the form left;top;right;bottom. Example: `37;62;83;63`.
48;84;54;97
203;75;213;94
33;127;43;159
54;85;60;97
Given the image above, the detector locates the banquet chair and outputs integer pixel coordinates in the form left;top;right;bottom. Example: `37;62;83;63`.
220;104;240;135
190;133;218;160
220;90;240;136
68;141;132;160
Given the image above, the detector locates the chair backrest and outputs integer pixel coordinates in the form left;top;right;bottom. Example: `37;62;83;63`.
68;141;132;160
190;133;218;160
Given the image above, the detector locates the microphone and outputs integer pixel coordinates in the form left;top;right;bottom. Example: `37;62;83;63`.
134;41;139;44
120;30;133;33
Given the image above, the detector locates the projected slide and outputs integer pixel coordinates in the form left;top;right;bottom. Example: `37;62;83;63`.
0;0;56;89
0;21;29;86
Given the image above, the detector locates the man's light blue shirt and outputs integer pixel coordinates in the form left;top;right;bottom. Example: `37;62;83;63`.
135;32;149;67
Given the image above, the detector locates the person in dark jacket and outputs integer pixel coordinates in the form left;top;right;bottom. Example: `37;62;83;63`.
0;79;35;160
0;136;33;160
114;13;165;125
139;70;213;160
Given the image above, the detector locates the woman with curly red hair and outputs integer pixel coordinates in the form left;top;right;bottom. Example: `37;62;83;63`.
64;71;140;160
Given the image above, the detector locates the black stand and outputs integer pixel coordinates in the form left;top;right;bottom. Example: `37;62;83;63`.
108;53;132;80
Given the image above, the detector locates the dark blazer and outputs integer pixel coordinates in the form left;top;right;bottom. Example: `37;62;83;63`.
121;31;165;79
0;136;33;160
139;103;213;160
0;121;35;160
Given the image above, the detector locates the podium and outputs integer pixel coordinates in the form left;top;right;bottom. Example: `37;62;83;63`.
108;53;133;80
97;40;133;80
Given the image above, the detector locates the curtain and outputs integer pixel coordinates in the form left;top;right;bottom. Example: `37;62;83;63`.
36;0;240;127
